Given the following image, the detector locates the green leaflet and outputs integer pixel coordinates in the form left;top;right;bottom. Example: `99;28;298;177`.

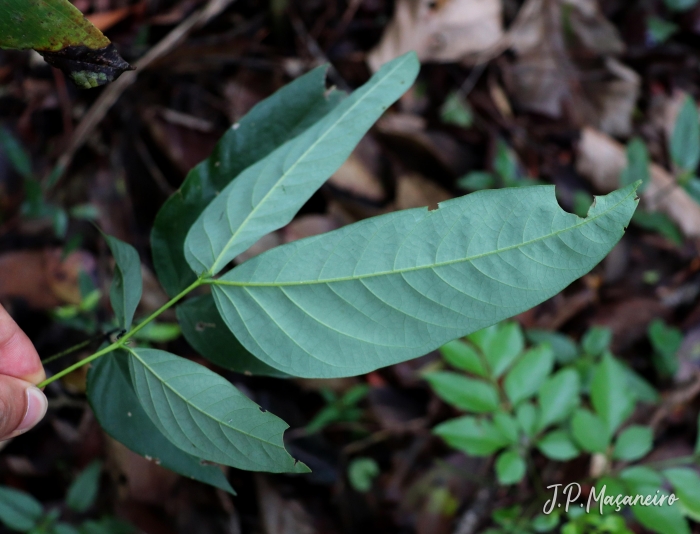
211;184;639;378
105;235;142;331
0;487;43;531
0;0;131;88
87;352;234;493
153;66;344;297
127;348;308;473
66;461;101;513
184;52;420;276
177;295;287;377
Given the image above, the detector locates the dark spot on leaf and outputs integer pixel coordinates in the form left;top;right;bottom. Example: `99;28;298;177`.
40;44;133;89
259;407;267;413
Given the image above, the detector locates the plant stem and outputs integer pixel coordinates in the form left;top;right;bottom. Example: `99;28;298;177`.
37;277;205;388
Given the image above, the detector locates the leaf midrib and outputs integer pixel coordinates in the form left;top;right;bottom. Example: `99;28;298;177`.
128;349;288;452
207;54;415;274
213;187;637;288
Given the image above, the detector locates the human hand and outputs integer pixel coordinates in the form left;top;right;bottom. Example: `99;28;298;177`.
0;304;47;440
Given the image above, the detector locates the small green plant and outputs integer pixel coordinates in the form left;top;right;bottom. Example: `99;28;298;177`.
457;139;544;192
306;384;370;434
429;322;700;533
0;461;134;534
0;130;98;238
670;96;700;202
29;52;639;494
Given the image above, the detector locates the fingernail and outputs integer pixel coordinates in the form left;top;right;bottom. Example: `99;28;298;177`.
8;387;48;438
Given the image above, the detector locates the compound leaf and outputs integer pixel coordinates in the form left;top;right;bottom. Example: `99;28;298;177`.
153;66;344;297
87;352;235;493
212;184;639;378
185;52;420;276
127;348;307;473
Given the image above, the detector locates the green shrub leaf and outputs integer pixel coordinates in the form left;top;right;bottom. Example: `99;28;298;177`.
212;184;639;378
620;466;663;492
526;329;578;364
433;416;510;456
504;344;554;405
631;491;690;534
66;460;102;513
87;352;235;493
184;52;420;276
537;430;580;461
480;322;525;378
591;353;635;436
537;369;580;431
671;96;700;172
663;468;700;520
613;426;653;461
515;402;538;438
105;235;142;331
152;66;343;296
0;486;43;531
127;348;308;473
439;339;488;377
425;372;500;413
620;138;650;192
347;457;380;493
571;409;609;453
581;326;612;357
494;412;520;444
177;295;287;377
495;450;526;485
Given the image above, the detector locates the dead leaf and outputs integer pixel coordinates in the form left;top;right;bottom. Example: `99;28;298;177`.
367;0;504;70
282;214;343;243
503;0;638;135
395;173;452;210
107;438;179;505
576;127;700;238
329;154;386;203
0;249;95;309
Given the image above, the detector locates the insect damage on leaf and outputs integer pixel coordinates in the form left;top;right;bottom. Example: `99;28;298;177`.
40;44;134;89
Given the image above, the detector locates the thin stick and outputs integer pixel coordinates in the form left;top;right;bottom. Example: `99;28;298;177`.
47;0;238;190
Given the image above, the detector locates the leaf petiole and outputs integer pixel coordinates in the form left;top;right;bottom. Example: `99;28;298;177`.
38;277;206;388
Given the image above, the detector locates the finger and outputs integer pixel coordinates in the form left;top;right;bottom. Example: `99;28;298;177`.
0;304;45;385
0;376;47;440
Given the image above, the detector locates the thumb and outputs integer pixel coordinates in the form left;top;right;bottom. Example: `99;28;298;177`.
0;376;47;440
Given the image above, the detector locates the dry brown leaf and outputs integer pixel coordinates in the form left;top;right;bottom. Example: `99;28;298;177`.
576;127;700;238
504;0;638;135
367;0;504;70
395;173;452;210
282;214;343;243
107;438;179;505
0;249;95;309
329;153;386;202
